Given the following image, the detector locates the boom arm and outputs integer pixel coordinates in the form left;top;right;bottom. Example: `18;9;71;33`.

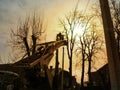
13;40;67;68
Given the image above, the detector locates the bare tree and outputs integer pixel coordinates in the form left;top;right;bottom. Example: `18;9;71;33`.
85;24;103;86
9;12;46;60
59;2;103;89
111;0;120;53
76;31;87;88
76;17;103;88
59;5;84;89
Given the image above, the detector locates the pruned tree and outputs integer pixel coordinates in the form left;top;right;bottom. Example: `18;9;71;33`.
9;12;46;60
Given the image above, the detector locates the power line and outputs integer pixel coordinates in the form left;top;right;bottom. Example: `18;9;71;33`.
74;0;90;15
74;0;80;11
83;0;90;15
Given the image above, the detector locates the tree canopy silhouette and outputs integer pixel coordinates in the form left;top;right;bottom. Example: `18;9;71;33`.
9;12;46;60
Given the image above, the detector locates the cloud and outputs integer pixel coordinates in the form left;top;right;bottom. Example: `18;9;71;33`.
17;0;27;9
0;0;80;62
0;0;20;24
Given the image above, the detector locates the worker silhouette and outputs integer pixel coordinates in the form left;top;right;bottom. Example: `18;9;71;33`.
56;32;64;41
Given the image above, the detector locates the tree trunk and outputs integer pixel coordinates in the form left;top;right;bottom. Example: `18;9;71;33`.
69;54;73;89
32;35;36;55
23;37;30;56
88;56;92;87
80;52;85;89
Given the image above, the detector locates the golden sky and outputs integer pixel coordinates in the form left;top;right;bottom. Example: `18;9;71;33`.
0;0;94;61
0;0;108;83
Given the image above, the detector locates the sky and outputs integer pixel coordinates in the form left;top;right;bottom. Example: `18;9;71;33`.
0;0;109;82
0;0;95;61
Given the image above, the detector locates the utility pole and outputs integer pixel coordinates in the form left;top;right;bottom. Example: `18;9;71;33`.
61;47;64;90
99;0;120;90
54;34;60;90
54;48;59;90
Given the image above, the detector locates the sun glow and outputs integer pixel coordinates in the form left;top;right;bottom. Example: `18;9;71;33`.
74;24;84;41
